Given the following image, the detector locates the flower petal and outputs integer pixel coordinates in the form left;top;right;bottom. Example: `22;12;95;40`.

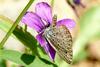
36;32;49;52
21;12;45;32
36;32;56;61
57;19;76;30
47;43;56;61
35;2;52;24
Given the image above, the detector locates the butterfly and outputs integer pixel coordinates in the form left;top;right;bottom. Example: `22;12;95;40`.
43;15;73;64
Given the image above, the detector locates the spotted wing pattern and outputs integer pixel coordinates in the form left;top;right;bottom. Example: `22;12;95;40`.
44;25;73;64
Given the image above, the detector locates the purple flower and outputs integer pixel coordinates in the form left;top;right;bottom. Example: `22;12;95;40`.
74;0;81;5
21;2;75;61
73;0;85;7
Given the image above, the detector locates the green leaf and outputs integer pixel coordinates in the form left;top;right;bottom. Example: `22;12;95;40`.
0;49;57;67
0;59;6;67
73;5;100;62
0;15;38;54
0;49;25;65
13;27;38;55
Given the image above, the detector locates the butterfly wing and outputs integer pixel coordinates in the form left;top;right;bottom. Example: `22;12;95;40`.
44;25;73;64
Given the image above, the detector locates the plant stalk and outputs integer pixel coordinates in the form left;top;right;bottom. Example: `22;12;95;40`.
0;0;34;48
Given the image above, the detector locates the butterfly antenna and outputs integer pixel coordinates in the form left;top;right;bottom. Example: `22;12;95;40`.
52;14;57;27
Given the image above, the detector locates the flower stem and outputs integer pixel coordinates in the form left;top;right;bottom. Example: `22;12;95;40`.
0;0;34;49
24;25;27;32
